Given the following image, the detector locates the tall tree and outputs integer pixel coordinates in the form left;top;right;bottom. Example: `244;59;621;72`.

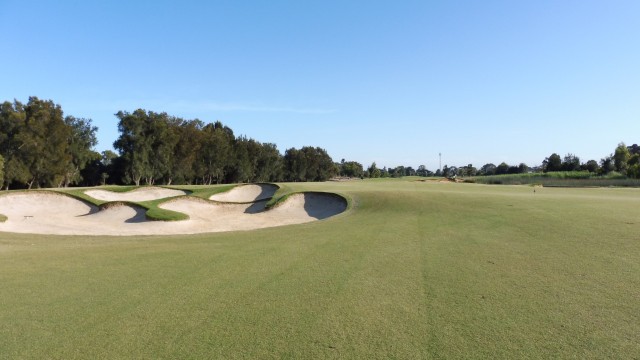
254;142;283;182
0;154;4;188
613;142;630;174
561;153;581;171
496;162;509;175
340;161;364;178
600;156;615;174
284;146;335;181
62;116;98;186
0;100;30;189
367;162;381;178
543;153;562;172
197;121;234;184
170;119;203;184
230;136;256;183
21;97;71;188
479;163;497;176
114;109;153;185
583;160;599;173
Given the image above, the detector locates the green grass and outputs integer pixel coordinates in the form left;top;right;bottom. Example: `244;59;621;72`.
1;179;639;358
167;184;237;200
60;185;240;221
471;172;640;187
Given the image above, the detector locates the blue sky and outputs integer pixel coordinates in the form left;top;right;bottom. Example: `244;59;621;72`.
1;0;639;171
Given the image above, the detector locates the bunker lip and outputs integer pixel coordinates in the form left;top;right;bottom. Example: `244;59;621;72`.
210;183;279;203
84;187;188;202
0;190;347;236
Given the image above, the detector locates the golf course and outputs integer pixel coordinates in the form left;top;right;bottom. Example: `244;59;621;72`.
1;178;638;358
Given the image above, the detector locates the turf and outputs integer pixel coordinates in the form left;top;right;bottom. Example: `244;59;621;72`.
0;179;639;358
60;184;238;221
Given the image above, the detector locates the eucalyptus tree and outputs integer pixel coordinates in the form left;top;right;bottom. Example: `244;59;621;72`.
114;110;152;185
254;142;283;182
62;116;98;186
613;142;630;174
230;136;256;183
0;154;4;187
198;121;234;184
284;146;335;182
561;153;581;172
21;97;72;188
146;112;180;185
284;148;306;182
340;161;364;178
543;153;562;172
0;100;30;189
169;119;203;184
367;162;381;178
583;160;599;173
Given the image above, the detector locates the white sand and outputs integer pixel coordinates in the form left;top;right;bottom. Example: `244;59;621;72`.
0;191;347;236
210;184;278;202
84;187;187;202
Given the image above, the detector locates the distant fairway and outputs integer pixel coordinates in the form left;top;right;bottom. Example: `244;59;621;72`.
1;179;639;358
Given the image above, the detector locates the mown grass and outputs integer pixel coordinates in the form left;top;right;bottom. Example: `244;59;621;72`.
167;184;237;200
0;180;639;358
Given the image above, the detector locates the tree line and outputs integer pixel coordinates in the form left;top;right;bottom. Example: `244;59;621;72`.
350;142;639;180
0;97;337;189
0;97;97;189
2;97;638;188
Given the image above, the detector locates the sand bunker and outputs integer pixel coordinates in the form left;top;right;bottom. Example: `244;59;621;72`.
210;184;278;202
0;191;347;236
84;187;187;202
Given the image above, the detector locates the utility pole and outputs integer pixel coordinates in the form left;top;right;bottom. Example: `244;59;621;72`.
439;153;442;173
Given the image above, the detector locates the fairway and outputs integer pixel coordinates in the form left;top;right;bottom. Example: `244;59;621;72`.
1;179;639;358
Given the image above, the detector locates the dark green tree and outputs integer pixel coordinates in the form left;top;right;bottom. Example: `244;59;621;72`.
367;162;381;178
114;110;153;185
518;163;529;173
21;97;73;188
254;142;283;182
496;162;509;175
416;165;430;177
62;116;98;186
340;161;364;178
583;160;599;173
543;153;562;172
479;163;497;176
600;156;615;174
198;121;233;184
613;142;630;174
561;153;581;172
0;154;4;188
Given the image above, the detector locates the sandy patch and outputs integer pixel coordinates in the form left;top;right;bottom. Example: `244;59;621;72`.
0;191;346;236
210;184;278;202
84;187;187;202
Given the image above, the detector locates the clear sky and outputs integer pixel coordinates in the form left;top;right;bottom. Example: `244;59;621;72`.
1;0;639;171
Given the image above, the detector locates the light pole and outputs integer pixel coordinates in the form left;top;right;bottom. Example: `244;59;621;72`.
439;153;442;173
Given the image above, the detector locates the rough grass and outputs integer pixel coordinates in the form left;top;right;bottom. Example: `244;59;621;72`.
471;172;640;187
1;180;639;358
